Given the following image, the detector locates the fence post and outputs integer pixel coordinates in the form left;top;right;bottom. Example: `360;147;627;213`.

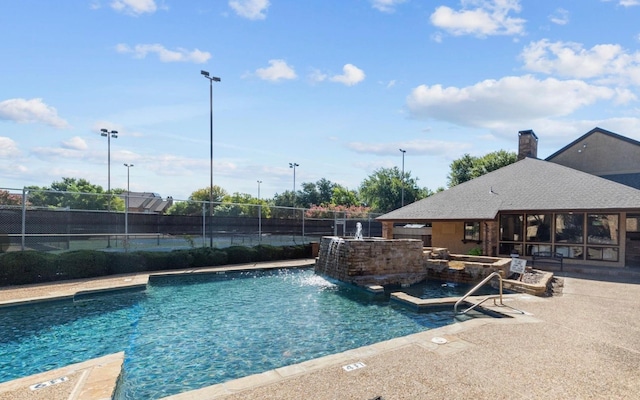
21;188;27;251
258;204;262;242
202;202;206;247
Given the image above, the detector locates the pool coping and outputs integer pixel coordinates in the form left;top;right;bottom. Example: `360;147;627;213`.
0;352;124;400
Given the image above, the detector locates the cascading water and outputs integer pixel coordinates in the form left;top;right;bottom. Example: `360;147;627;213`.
328;237;344;271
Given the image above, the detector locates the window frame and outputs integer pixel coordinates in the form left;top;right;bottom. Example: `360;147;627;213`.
463;221;481;243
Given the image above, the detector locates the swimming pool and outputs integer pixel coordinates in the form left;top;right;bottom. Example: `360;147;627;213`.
1;268;470;399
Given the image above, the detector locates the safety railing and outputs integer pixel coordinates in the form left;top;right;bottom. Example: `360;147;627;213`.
454;271;504;315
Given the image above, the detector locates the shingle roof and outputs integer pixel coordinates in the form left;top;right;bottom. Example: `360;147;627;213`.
377;158;640;221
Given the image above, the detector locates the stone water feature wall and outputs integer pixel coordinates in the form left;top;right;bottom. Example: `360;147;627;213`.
424;253;512;284
315;237;526;290
315;237;427;286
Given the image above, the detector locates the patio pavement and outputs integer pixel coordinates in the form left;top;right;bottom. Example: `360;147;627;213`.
1;262;640;399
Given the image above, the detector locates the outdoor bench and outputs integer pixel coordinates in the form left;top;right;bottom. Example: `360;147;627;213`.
532;251;563;271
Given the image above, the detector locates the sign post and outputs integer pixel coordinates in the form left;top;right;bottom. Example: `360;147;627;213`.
510;257;527;281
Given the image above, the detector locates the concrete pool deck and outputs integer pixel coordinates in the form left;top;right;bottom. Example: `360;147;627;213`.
1;261;640;399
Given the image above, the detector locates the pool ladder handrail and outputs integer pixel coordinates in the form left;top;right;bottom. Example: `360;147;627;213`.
454;271;504;315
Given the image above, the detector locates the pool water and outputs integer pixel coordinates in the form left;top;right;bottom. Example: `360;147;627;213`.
1;269;470;399
398;280;499;299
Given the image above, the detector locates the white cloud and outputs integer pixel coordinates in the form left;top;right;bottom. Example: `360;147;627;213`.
309;69;328;83
110;0;157;15
0;137;19;157
549;8;569;25
406;75;621;128
371;0;406;13
329;64;366;86
430;0;525;37
0;98;69;128
116;43;211;63
229;0;270;20
62;137;88;151
521;39;640;85
31;147;94;160
255;59;297;81
348;139;471;156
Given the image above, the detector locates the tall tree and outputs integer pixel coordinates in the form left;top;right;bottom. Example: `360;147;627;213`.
331;185;359;207
25;178;124;211
166;186;227;215
296;178;337;208
359;167;429;213
272;190;297;208
447;150;517;187
215;192;270;217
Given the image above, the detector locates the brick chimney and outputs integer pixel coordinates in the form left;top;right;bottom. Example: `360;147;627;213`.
517;130;538;160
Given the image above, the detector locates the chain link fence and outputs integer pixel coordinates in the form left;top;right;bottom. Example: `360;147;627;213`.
0;188;382;253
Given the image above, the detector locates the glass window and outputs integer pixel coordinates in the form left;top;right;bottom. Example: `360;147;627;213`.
526;214;552;242
555;213;584;244
587;247;619;262
500;214;523;242
587;214;618;245
555;245;584;259
499;243;522;256
464;222;480;241
526;244;551;256
626;215;640;233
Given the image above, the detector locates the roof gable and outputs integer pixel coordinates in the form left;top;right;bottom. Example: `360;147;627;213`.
546;127;640;161
378;158;640;221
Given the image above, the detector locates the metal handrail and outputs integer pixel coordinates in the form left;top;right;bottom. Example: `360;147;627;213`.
454;271;503;314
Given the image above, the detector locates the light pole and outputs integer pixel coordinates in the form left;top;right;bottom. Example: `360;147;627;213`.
399;148;406;207
201;70;221;247
257;180;262;200
289;162;299;207
124;163;134;248
101;128;118;247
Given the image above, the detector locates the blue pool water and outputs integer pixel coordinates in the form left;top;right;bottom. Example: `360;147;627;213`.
1;269;469;399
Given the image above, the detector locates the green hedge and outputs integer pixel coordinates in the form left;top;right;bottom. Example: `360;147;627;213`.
0;243;311;287
0;251;58;285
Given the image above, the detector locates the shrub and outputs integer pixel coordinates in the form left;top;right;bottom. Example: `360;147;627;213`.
165;250;193;270
254;244;284;261
224;246;258;264
0;243;310;287
0;251;57;285
282;245;309;259
56;250;108;280
189;247;227;267
136;251;171;271
106;252;147;275
468;247;483;256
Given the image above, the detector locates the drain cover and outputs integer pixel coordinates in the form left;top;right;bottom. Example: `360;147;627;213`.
431;337;448;344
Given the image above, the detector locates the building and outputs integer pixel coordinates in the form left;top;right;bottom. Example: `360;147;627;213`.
377;128;640;269
119;192;173;214
546;127;640;190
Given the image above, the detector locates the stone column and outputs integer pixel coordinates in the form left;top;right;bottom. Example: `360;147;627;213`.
483;219;499;256
381;221;394;239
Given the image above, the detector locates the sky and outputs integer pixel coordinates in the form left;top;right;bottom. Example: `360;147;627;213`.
2;0;640;201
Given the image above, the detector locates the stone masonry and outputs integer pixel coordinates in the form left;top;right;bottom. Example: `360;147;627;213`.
315;237;427;286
